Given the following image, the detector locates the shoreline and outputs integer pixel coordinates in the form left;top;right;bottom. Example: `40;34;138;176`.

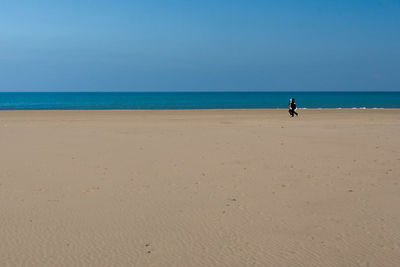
0;107;399;111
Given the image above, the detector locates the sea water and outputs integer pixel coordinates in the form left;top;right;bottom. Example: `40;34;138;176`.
0;92;399;110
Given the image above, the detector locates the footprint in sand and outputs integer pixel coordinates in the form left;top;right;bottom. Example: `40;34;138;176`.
145;243;152;254
222;198;238;213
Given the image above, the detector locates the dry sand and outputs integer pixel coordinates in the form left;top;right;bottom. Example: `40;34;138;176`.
0;109;399;266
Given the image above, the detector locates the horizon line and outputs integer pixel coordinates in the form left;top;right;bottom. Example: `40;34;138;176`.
0;90;399;93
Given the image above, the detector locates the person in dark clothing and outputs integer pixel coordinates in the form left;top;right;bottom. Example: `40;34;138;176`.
288;99;294;117
288;98;298;117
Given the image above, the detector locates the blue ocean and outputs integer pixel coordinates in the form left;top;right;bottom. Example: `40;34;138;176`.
0;92;399;110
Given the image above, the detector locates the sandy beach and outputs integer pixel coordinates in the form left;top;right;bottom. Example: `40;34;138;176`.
0;109;399;266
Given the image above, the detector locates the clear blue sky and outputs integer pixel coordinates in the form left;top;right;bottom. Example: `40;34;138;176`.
0;0;399;92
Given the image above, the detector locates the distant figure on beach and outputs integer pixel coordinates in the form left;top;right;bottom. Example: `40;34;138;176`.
288;98;298;117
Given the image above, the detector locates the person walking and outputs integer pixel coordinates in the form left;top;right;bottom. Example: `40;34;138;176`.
288;98;298;117
288;99;293;117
